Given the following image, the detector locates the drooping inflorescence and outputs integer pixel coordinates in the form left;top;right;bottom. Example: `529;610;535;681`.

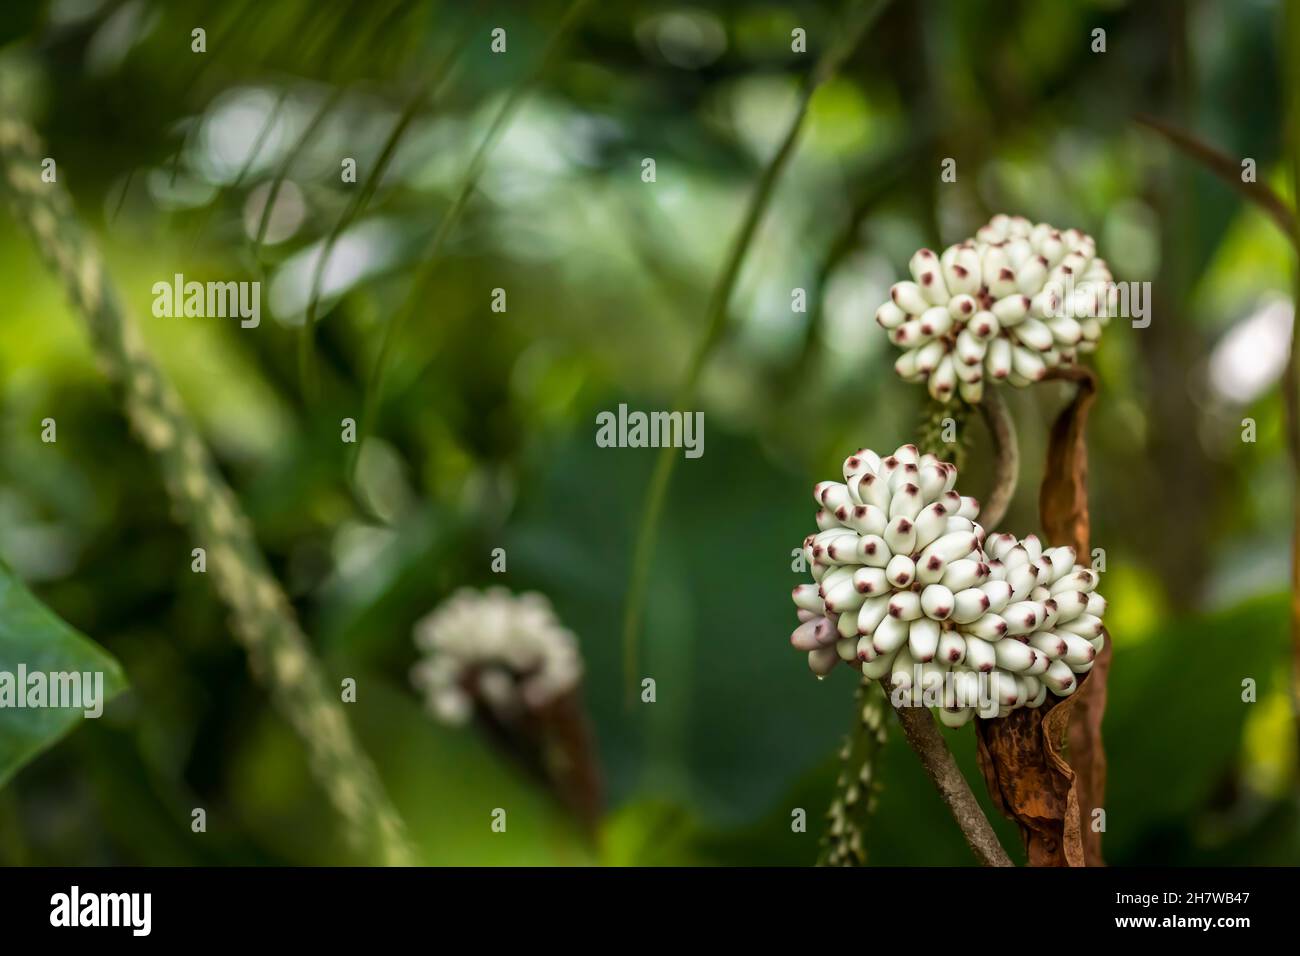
412;587;584;725
876;215;1113;402
790;444;1105;725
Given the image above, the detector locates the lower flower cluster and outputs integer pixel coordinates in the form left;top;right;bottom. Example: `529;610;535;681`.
412;587;584;725
790;444;1105;725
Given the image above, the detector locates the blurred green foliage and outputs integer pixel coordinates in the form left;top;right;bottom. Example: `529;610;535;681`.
0;0;1297;865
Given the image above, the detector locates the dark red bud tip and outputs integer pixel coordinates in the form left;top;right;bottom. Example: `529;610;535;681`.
961;300;973;313
953;265;968;277
895;575;910;585
927;557;942;571
920;324;933;335
995;621;1008;635
1037;255;1049;266
935;607;949;617
847;456;860;468
948;649;961;661
999;268;1013;281
980;595;990;609
921;273;934;285
898;519;913;532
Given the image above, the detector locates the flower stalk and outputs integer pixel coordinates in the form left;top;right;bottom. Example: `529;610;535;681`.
885;688;1013;866
817;679;888;866
0;114;414;865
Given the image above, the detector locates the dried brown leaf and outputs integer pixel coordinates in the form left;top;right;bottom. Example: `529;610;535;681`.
975;367;1104;866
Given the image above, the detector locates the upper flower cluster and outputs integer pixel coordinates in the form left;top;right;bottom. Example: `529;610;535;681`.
412;587;584;725
790;443;1105;724
876;215;1112;402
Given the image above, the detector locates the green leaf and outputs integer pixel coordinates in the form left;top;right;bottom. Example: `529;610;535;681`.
0;563;127;788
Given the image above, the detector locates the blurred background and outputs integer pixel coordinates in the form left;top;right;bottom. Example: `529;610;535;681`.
0;0;1296;865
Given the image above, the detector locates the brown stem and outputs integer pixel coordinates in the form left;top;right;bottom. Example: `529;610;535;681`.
1136;114;1297;240
1287;0;1300;777
977;388;1018;530
468;681;604;839
1137;107;1300;756
880;686;1013;866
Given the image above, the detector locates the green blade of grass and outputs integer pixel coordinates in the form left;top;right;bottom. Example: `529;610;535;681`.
352;0;595;487
621;0;895;700
297;57;462;403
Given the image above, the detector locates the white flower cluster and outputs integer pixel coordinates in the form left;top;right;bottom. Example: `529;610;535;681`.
412;587;583;725
790;444;1105;725
876;215;1112;402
